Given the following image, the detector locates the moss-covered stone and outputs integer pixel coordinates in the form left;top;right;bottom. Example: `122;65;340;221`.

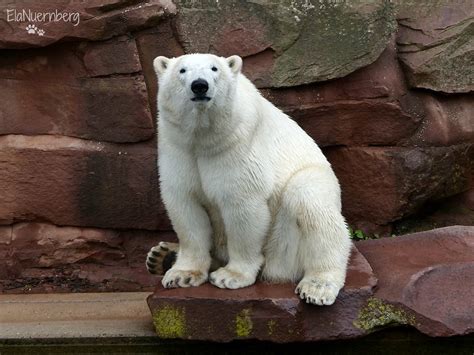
175;0;396;87
235;308;253;337
152;304;186;338
396;1;474;93
354;298;416;331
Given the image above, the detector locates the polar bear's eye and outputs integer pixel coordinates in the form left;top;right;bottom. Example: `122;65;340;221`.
211;66;218;72
179;68;186;74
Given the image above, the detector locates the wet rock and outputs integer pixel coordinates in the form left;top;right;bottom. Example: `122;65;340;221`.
0;0;176;49
396;2;474;93
0;135;170;230
325;144;473;226
175;0;397;87
147;246;377;342
357;226;474;336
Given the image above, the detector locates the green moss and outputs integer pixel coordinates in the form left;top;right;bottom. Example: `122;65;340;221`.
235;309;253;337
354;298;416;331
152;305;186;338
267;320;276;336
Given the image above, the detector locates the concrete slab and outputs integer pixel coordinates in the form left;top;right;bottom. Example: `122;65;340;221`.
0;292;155;339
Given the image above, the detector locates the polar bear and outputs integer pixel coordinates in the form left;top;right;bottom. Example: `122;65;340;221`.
146;53;351;305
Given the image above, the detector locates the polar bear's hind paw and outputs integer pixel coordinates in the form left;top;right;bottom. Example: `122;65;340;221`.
295;278;341;306
146;241;178;275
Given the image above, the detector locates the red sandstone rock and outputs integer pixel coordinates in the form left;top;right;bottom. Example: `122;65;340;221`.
409;94;474;146
396;2;474;93
147;227;474;341
357;226;474;336
0;76;154;143
147;246;377;342
0;0;176;49
0;36;154;143
325;145;473;227
0;222;177;293
0;135;170;230
81;36;142;77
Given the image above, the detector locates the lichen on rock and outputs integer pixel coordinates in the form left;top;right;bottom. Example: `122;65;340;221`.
152;304;186;338
354;297;417;331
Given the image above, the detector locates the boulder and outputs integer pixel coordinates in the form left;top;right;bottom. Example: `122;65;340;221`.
396;2;474;93
0;135;171;230
357;226;474;336
0;0;176;49
175;0;397;87
147;227;474;341
260;41;419;147
325;144;473;226
147;246;377;342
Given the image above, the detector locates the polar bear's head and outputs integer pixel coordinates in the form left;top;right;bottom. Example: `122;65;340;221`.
153;53;242;112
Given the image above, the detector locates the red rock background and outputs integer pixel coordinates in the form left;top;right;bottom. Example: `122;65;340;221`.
0;1;472;293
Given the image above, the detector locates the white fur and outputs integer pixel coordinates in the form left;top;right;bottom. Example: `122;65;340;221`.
154;53;352;305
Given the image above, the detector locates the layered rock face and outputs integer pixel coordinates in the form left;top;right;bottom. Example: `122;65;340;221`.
0;0;472;292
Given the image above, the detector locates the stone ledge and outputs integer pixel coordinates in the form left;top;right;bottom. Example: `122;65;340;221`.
147;226;474;342
0;292;155;339
147;246;377;342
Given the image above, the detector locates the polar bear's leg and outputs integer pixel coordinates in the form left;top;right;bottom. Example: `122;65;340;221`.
278;168;351;305
161;198;213;288
209;198;270;289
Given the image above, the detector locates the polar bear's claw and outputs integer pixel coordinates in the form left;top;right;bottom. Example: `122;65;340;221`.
146;241;178;275
296;278;340;306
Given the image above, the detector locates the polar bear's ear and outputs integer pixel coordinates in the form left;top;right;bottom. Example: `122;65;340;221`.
226;55;242;74
153;56;170;76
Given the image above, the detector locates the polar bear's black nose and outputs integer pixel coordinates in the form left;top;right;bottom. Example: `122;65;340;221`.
191;79;209;94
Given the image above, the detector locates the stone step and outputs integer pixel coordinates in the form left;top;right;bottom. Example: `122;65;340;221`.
0;292;155;339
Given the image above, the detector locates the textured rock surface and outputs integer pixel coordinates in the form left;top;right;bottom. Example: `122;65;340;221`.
0;222;176;293
409;93;474;146
175;0;397;87
325;144;473;227
148;227;474;341
357;226;474;336
261;41;419;147
0;0;176;49
0;37;154;143
0;135;170;230
147;246;377;342
396;2;474;93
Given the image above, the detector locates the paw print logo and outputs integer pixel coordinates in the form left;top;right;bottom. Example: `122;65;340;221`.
25;24;38;34
37;29;45;36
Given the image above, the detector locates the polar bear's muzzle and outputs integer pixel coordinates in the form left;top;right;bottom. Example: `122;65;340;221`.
191;79;211;102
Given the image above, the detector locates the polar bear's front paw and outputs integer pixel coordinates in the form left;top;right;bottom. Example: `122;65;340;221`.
209;267;256;289
295;278;341;306
162;268;207;288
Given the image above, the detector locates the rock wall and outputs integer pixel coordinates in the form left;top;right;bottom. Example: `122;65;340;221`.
0;0;472;292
